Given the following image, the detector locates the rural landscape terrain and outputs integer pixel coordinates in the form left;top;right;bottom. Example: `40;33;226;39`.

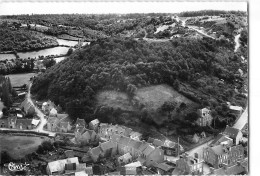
0;9;248;175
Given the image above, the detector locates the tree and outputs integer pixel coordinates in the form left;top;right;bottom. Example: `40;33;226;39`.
42;58;56;68
0;151;13;164
41;141;54;152
185;112;199;123
159;101;176;115
67;48;73;56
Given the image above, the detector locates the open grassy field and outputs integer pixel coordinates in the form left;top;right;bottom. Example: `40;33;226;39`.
96;90;134;111
0;135;47;159
7;73;36;87
135;84;197;110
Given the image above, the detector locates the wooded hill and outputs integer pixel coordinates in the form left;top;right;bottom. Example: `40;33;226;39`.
31;37;247;127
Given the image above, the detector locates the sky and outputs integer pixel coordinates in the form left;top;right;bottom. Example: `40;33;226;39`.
0;1;247;15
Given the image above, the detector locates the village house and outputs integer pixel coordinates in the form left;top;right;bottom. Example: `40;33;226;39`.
138;144;164;167
89;146;103;162
210;158;248;175
172;153;204;175
0;118;8;128
99;140;118;158
74;118;86;128
203;144;244;169
118;152;133;166
8;116;17;128
129;131;142;140
98;123;133;140
210;133;233;147
151;162;175;175
42;100;56;115
74;127;99;145
148;138;183;157
16;119;33;130
120;161;142;175
46;157;79;175
20;99;35;116
196;107;213;126
45;113;72;132
222;126;243;145
89;119;100;131
191;133;200;143
49;108;58;117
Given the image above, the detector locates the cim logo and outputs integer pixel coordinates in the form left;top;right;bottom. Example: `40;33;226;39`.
4;162;30;172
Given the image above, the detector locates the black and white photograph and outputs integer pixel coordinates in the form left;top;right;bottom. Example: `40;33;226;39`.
0;0;251;175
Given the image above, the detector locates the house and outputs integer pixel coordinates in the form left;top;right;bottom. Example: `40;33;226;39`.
162;139;183;157
45;113;72;133
152;162;175;175
222;126;243;145
8;116;17;128
42;100;56;114
74;118;86;128
49;108;58;117
203;144;244;169
89;146;103;162
46;157;79;175
201;131;206;138
210;133;233;147
229;105;243;117
152;139;164;147
210;159;248;175
89;119;100;131
31;119;40;127
74;127;99;145
129;131;142;140
64;150;75;158
138;144;164;167
98;123;133;140
119;162;143;175
20;99;35;116
99;140;118;158
118;153;132;166
196;107;213;126
0;118;8;128
191;133;200;143
65;163;87;175
172;153;203;175
16;119;33;130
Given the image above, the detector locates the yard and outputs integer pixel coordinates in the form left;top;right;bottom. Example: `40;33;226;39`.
0;134;48;159
7;73;36;87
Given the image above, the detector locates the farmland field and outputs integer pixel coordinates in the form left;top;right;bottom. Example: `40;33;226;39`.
7;73;37;87
0;135;48;159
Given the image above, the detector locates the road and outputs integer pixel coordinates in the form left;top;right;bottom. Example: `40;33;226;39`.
233;106;248;130
187;26;216;40
0;82;55;137
234;33;241;52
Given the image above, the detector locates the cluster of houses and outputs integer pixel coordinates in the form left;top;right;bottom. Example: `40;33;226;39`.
0;99;40;130
202;126;248;175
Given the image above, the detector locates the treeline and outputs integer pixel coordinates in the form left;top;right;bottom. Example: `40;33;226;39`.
0;75;17;107
179;10;247;17
31;37;247;125
0;58;35;75
0;26;58;52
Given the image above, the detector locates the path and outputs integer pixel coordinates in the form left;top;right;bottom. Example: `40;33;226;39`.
233;106;248;130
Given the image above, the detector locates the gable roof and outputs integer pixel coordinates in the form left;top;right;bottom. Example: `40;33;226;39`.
223;126;241;138
47;157;79;173
128;139;143;150
153;139;164;147
143;145;155;156
100;141;117;151
118;136;131;146
155;163;174;172
118;152;132;161
91;146;102;156
124;161;142;168
89;119;100;126
210;145;227;155
164;140;177;148
138;142;149;152
111;133;121;143
210;133;233;146
147;137;155;144
16;119;32;127
75;118;85;127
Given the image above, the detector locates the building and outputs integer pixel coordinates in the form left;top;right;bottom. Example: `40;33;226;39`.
210;133;233;147
121;161;142;175
46;157;79;175
8;116;17;128
203;144;244;169
138;144;164;167
172;153;203;175
0;118;8;128
210;159;248;175
129;131;142;140
99;140;118;158
74;127;99;145
98;123;133;140
45;113;72;132
74;118;86;128
42;100;56;115
89;146;103;162
118;153;133;166
152;162;175;175
196;107;213;126
49;108;58;117
162;139;183;157
16;119;33;130
222;126;243;145
191;133;200;143
20;99;35;116
89;119;100;131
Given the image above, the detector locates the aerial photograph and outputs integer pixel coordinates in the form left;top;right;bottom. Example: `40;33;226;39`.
0;1;248;175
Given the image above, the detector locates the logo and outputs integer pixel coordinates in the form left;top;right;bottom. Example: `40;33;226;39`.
4;162;30;172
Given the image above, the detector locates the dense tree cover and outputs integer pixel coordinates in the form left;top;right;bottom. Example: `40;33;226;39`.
0;58;35;75
31;37;247;127
179;10;247;17
0;75;17;107
0;27;58;52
